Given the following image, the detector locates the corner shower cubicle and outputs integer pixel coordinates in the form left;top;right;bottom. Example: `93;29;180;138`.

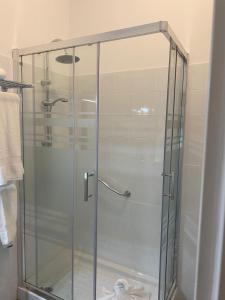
14;21;187;300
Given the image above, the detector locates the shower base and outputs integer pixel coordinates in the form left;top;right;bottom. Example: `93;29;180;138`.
52;252;158;300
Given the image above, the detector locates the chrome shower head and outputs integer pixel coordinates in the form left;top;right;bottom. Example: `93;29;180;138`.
51;38;80;64
41;98;69;112
55;54;80;64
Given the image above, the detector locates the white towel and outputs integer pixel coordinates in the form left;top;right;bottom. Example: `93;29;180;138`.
0;91;24;185
0;183;17;247
98;279;150;300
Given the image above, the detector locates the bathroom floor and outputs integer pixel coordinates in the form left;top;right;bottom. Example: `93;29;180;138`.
53;255;158;300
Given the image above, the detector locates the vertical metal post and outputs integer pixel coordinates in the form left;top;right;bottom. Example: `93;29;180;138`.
12;49;25;288
32;53;39;287
172;56;186;285
164;45;178;299
158;42;173;300
71;46;76;300
93;42;100;300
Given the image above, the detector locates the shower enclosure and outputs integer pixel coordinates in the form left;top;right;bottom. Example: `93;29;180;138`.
14;21;187;300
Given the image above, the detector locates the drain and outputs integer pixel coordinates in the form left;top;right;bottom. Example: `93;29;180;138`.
42;286;53;293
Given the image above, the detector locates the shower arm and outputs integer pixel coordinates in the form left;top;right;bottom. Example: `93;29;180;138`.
42;98;69;107
98;178;131;198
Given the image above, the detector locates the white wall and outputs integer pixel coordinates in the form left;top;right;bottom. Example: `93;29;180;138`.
196;0;225;299
178;63;209;299
69;0;212;64
15;0;71;49
0;0;213;64
0;0;71;79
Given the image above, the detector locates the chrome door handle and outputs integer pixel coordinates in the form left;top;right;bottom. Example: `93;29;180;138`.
161;171;175;199
84;171;94;202
171;171;175;200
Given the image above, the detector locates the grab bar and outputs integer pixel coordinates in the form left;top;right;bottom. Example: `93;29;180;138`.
98;178;131;198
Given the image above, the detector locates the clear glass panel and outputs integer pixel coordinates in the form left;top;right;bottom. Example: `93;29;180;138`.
22;49;74;299
165;53;184;296
159;47;185;300
97;34;170;300
73;44;98;300
22;45;98;300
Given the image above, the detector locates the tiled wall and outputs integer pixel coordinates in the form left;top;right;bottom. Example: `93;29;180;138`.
97;67;168;279
178;63;209;300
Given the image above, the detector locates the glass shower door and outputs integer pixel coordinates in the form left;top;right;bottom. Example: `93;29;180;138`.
21;49;75;300
72;44;98;300
20;44;99;300
97;34;170;300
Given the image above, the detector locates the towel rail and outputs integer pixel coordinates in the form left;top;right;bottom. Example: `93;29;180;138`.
0;79;33;92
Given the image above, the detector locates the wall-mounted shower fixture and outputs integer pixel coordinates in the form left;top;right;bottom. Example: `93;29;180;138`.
41;79;51;87
41;98;69;112
52;39;80;64
56;53;80;64
40;38;80;147
41;96;70;146
41;51;53;147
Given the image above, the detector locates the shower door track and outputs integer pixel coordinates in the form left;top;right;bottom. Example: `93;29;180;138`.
17;285;181;300
18;284;63;300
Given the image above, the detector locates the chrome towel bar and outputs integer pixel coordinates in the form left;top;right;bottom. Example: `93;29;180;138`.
0;79;33;92
98;178;131;198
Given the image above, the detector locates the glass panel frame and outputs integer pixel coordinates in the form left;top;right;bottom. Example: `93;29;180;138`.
159;43;177;300
17;25;188;300
159;43;186;300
